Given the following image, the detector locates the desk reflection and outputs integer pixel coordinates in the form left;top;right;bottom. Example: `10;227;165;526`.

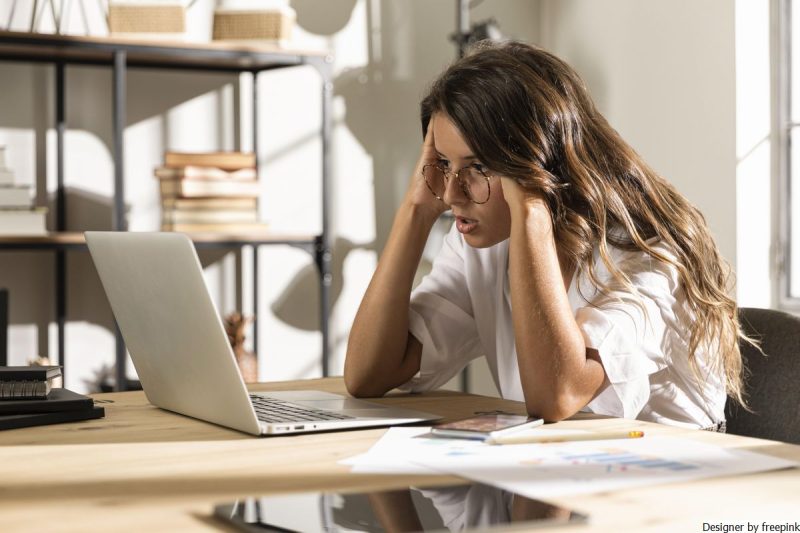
213;483;586;532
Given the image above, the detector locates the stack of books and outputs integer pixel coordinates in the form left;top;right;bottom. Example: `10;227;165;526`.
0;366;105;430
156;151;269;234
0;146;47;236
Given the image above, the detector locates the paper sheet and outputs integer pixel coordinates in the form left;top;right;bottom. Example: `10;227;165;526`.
341;428;796;498
340;427;622;474
339;427;470;474
412;436;796;498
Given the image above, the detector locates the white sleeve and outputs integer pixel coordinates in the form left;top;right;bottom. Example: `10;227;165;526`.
399;226;484;393
576;252;677;419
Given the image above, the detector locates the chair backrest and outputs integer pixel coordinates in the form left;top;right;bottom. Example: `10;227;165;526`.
725;307;800;444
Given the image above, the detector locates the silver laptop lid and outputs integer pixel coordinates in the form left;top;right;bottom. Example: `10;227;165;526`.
85;231;261;435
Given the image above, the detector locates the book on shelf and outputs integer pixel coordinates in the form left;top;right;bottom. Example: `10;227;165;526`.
164;151;256;170
0;290;6;367
157;150;264;234
160;179;260;198
162;209;259;225
0;146;13;185
0;365;62;400
162;197;258;211
161;221;270;234
0;168;14;186
0;406;105;431
0;185;33;208
0;387;93;414
154;165;257;181
0;207;48;236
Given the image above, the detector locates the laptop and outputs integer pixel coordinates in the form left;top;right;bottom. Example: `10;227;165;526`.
85;231;441;436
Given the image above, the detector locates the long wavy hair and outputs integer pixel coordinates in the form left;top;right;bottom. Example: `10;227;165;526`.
420;40;747;407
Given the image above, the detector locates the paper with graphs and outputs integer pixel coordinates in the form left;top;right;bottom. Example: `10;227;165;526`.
341;428;796;498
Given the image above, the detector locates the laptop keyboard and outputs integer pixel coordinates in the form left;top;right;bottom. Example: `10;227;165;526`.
249;395;355;424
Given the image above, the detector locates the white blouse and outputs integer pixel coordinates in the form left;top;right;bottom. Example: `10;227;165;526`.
401;224;727;429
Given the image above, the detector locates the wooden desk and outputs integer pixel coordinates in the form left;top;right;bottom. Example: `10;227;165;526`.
0;378;798;532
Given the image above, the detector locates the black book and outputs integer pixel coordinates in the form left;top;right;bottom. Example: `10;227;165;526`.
0;366;62;400
0;406;105;431
0;365;62;380
0;289;7;366
0;388;94;414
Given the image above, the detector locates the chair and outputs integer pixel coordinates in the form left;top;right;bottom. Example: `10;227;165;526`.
725;307;800;444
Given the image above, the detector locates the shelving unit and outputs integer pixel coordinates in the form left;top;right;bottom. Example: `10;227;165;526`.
0;30;333;390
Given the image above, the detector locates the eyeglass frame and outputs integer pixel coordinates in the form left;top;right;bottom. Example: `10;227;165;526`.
421;163;492;205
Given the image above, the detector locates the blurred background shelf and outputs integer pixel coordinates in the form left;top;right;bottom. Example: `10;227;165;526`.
0;30;324;71
0;31;333;390
0;231;319;249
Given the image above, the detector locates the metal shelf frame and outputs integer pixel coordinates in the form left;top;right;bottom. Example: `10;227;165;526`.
0;31;334;389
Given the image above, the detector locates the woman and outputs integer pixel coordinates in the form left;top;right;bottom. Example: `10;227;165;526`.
344;40;746;430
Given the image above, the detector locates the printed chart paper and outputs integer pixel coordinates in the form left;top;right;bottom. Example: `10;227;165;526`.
342;428;796;498
411;435;795;498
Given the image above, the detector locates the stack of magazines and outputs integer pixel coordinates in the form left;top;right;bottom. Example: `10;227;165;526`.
0;366;105;430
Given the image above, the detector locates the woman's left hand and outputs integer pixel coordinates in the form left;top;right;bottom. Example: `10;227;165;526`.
500;177;552;228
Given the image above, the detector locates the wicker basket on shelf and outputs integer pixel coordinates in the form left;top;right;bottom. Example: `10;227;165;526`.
212;8;295;43
108;3;186;36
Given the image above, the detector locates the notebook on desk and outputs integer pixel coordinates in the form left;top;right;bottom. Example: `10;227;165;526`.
85;231;440;436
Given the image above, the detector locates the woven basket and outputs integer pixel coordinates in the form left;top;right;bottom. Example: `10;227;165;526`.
108;3;186;34
212;8;295;42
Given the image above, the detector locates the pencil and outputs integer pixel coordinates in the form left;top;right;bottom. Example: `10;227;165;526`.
486;430;645;445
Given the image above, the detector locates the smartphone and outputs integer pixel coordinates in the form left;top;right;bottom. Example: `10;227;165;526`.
430;413;544;440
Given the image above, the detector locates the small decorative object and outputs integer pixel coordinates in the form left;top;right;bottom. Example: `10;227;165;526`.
212;6;295;45
108;1;186;39
224;311;258;383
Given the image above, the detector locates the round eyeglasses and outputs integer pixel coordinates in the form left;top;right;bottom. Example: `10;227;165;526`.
422;163;492;204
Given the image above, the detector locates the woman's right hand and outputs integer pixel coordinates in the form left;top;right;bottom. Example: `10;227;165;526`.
403;117;449;222
346;119;441;398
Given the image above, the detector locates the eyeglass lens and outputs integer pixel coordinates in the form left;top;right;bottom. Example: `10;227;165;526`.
422;165;490;204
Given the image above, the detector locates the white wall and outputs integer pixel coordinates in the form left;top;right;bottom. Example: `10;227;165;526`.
539;0;738;269
735;0;772;308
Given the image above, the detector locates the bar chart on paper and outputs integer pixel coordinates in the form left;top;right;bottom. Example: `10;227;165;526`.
557;448;699;473
350;431;796;498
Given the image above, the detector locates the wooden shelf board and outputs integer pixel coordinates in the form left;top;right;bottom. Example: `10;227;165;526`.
0;30;327;71
0;231;318;248
0;232;86;245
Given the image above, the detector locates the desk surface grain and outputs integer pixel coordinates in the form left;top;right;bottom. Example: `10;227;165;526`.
0;377;798;532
